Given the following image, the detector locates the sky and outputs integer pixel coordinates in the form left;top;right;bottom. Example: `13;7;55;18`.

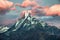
0;0;60;28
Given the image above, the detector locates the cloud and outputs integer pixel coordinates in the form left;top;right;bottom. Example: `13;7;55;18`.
43;4;60;16
16;0;60;16
15;0;39;8
0;0;16;15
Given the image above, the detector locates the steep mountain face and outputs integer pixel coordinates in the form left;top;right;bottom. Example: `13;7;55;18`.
0;13;60;40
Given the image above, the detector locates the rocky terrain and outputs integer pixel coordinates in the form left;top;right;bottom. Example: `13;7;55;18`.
0;13;60;40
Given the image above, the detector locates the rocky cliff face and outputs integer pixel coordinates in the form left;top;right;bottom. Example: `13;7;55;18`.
0;13;60;40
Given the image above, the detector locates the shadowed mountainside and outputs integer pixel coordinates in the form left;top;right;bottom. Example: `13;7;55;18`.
0;13;60;40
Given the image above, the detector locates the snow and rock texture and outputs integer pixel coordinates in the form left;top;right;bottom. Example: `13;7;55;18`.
0;13;60;40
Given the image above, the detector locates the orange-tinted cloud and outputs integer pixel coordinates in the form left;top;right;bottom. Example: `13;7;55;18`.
0;0;13;10
0;0;16;15
16;0;43;16
16;0;60;16
43;4;60;16
16;0;38;8
32;4;60;16
16;0;45;16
